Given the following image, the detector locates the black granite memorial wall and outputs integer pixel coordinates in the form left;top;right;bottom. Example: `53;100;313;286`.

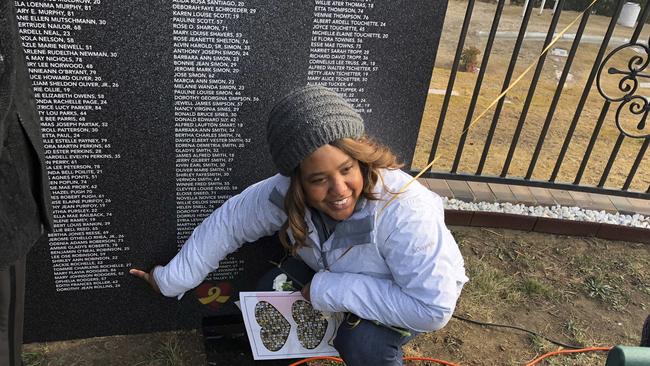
15;0;447;341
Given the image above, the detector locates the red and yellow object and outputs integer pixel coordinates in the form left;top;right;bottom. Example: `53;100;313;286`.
195;282;232;310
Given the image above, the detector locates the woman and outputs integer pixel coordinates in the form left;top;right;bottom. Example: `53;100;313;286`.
131;85;468;365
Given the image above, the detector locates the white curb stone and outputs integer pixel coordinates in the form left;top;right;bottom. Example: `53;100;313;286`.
442;197;650;229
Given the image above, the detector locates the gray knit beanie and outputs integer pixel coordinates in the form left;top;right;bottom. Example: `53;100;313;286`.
267;85;365;176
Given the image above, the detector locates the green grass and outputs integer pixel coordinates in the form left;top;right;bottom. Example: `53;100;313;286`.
495;245;519;263
570;254;598;274
583;275;630;312
22;351;46;366
519;278;555;300
465;258;521;304
584;276;614;301
136;334;186;366
562;319;586;345
528;334;553;355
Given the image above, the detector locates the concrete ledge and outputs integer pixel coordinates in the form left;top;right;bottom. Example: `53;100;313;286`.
597;223;650;244
470;211;537;231
445;210;474;226
533;217;600;237
445;209;650;244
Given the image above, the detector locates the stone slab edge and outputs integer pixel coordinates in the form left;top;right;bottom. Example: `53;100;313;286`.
444;209;650;244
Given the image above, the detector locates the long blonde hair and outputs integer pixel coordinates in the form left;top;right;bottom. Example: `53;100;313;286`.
278;136;402;254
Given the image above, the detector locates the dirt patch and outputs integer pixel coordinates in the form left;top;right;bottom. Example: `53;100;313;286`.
414;1;650;192
23;227;650;366
23;330;206;366
400;226;649;366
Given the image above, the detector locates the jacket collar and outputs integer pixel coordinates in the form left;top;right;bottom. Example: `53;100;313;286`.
268;187;375;252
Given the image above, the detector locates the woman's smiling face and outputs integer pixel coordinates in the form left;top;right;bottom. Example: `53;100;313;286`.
299;144;363;221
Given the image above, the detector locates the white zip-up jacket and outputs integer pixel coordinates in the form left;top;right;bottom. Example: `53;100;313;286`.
154;169;468;332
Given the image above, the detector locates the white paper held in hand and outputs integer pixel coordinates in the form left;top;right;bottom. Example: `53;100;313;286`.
239;291;340;360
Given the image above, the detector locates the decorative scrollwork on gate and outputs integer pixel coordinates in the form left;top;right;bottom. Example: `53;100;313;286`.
597;41;650;138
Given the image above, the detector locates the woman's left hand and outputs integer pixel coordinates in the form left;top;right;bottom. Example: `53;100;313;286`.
301;281;311;302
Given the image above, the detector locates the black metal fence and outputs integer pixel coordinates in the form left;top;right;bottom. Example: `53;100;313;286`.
416;0;650;199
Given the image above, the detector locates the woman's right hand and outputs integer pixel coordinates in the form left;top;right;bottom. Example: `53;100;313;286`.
129;267;161;294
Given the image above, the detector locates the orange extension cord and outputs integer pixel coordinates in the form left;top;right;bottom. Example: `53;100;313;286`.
288;347;612;366
524;346;611;366
289;356;344;366
288;355;461;365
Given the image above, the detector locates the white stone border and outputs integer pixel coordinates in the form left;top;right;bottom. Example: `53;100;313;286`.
442;197;650;229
